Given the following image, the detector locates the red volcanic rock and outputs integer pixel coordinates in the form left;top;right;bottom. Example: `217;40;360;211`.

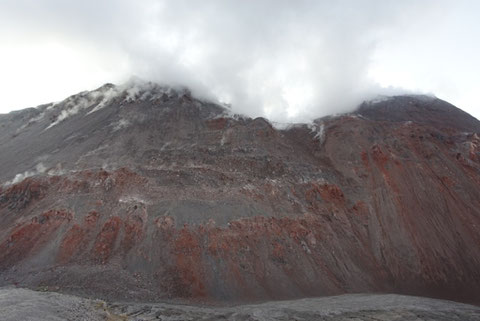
0;210;72;269
205;117;228;130
0;88;479;305
92;216;122;264
58;224;86;264
0;178;48;210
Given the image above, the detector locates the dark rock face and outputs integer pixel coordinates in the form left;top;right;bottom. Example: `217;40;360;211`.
0;84;479;304
357;95;480;132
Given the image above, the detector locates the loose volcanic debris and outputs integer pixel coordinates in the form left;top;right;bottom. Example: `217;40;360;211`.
1;288;480;321
0;87;479;305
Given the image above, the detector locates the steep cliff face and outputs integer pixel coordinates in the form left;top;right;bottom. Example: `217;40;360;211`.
0;83;479;304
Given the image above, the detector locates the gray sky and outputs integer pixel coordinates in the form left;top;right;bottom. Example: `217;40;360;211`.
0;0;479;122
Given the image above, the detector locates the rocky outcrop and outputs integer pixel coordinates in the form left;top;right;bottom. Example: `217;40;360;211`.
0;84;479;304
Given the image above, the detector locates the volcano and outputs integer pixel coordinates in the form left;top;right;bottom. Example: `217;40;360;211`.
0;81;479;305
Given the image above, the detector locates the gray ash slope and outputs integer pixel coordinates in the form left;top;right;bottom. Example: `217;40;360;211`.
0;82;229;184
1;287;479;321
0;83;477;184
357;95;480;132
0;82;479;305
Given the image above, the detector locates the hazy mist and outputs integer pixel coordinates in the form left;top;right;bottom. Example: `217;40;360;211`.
1;0;479;122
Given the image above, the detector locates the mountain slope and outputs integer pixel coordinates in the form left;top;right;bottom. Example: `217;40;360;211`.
0;83;479;304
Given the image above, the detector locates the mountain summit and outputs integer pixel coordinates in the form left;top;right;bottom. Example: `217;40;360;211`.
0;83;479;304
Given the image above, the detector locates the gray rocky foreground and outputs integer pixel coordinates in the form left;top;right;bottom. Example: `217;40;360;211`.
0;287;478;321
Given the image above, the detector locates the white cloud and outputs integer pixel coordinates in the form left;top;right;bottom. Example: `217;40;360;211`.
0;0;479;121
4;163;47;186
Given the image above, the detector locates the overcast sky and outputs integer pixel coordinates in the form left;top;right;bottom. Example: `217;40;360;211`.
0;0;479;122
